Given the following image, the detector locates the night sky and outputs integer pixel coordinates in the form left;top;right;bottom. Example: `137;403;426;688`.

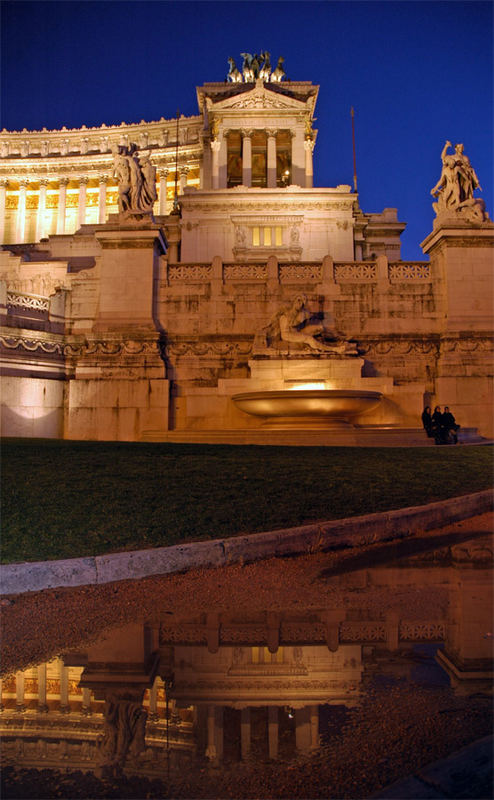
1;1;492;259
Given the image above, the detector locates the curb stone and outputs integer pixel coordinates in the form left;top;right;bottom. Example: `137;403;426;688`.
1;489;492;596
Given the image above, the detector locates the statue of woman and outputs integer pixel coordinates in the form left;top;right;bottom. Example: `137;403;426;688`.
113;147;132;213
431;141;460;210
431;140;483;213
139;154;157;211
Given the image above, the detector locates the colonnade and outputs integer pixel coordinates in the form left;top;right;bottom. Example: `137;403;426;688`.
212;128;313;190
203;703;319;762
0;167;196;245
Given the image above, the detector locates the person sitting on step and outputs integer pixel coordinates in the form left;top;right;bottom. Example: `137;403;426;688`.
443;406;460;444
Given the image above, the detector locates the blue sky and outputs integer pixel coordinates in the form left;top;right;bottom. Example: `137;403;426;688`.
1;0;492;259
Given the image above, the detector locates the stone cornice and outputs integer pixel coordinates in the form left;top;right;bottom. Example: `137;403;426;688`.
421;223;494;253
1;115;202;137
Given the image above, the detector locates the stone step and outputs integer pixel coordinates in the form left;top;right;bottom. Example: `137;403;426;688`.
140;427;491;448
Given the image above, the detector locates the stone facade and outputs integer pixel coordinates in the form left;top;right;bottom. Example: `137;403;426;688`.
0;66;492;441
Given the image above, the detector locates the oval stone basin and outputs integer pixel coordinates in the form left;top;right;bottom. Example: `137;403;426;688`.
232;389;383;429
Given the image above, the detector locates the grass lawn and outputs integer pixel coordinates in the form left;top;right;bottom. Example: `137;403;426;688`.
1;439;492;564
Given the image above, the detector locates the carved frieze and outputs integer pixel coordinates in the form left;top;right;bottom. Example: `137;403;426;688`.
165;340;253;358
0;335;64;355
359;337;441;358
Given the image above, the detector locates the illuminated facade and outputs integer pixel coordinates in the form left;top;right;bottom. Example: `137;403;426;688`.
0;65;492;441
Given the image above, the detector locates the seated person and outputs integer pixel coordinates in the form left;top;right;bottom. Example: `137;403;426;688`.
431;405;447;444
421;406;433;437
442;406;460;444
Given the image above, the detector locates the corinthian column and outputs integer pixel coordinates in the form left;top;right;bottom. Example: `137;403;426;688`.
211;140;221;190
267;130;277;188
304;139;315;188
16;179;28;242
36;179;48;241
57;177;69;234
241;130;252;187
158;169;168;215
0;180;7;244
179;166;189;194
78;176;89;227
98;175;108;224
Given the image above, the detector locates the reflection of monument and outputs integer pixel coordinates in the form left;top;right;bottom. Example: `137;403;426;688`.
0;57;492;441
2;536;492;771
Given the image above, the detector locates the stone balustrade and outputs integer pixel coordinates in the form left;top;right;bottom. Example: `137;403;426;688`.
164;260;431;285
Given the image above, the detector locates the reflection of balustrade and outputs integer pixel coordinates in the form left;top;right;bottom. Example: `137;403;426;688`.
158;619;446;647
399;621;446;640
6;292;50;311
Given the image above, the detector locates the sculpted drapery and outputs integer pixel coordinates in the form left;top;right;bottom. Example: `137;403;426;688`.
113;143;157;217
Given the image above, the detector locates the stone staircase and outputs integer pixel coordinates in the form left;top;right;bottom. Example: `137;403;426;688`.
141;426;490;448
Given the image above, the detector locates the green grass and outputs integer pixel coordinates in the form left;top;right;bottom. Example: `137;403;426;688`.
1;439;492;564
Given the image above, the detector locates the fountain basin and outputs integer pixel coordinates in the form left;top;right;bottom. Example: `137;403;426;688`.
232;389;383;429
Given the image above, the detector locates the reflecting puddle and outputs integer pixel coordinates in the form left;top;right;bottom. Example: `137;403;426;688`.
1;529;492;798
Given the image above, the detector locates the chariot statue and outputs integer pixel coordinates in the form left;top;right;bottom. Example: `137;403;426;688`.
226;52;284;83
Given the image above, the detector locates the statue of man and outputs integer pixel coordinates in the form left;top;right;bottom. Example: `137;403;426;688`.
265;295;357;354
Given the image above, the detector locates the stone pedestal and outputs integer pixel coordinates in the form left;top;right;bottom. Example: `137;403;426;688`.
94;222;166;331
421;220;494;331
66;220;170;441
421;218;494;436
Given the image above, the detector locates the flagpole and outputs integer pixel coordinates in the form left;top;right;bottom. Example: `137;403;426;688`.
173;109;180;212
351;107;358;194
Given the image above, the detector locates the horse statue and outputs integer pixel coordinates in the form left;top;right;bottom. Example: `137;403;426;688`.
240;52;254;82
227;56;242;83
259;51;271;80
250;52;262;79
271;56;286;82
